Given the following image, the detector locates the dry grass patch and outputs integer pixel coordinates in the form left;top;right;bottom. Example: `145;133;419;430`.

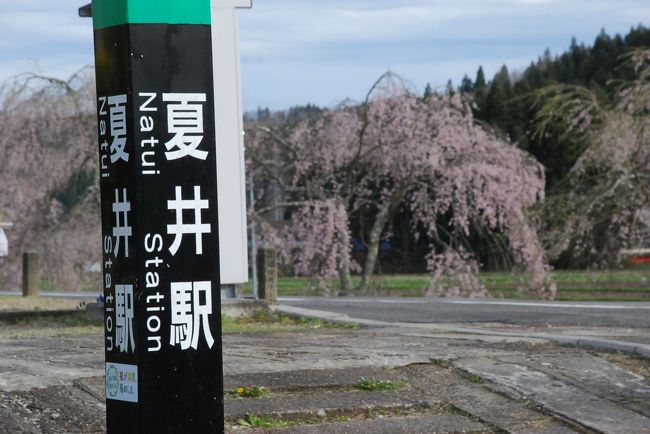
0;295;85;312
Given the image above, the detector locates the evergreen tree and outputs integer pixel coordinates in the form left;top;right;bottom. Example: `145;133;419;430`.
588;28;618;85
626;24;650;47
459;74;473;93
423;82;433;99
474;66;487;108
482;65;512;133
446;79;455;96
475;66;486;88
256;106;271;121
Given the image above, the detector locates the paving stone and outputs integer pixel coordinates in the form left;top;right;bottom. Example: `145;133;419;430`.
74;377;106;402
455;357;650;434
268;414;488;434
503;352;650;417
221;329;546;378
393;365;579;434
224;366;399;391
447;383;579;434
225;389;437;420
222;331;435;375
0;336;104;392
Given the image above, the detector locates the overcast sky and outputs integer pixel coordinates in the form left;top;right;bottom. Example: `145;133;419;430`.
0;0;647;110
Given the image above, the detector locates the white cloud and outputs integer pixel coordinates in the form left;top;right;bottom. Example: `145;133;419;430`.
238;0;647;108
0;0;646;109
240;0;639;62
513;0;561;4
0;0;93;84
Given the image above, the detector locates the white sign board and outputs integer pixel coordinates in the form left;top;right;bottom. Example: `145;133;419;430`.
0;228;7;257
211;0;251;284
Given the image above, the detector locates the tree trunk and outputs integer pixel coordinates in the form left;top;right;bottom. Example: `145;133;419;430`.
337;211;353;296
358;201;392;294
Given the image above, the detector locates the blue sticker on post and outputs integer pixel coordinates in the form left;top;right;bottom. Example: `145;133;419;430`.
106;363;139;403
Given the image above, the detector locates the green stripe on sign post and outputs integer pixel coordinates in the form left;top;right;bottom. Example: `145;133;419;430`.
92;0;212;29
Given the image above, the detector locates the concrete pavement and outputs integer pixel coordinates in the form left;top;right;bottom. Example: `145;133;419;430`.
2;305;650;433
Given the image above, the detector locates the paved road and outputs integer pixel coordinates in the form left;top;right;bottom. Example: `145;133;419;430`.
279;296;650;328
0;290;99;300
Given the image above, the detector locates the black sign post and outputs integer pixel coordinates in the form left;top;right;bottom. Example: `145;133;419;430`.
91;1;223;432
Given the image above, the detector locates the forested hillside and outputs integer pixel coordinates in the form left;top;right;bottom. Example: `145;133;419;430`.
457;25;650;190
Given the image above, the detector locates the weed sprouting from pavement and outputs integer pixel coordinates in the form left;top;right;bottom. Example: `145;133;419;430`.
353;378;401;391
430;358;452;368
226;385;268;398
236;413;291;428
468;374;483;384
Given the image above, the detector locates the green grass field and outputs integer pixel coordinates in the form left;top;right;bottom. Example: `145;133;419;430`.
243;268;650;301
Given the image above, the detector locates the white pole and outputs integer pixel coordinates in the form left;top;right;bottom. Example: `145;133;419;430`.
210;0;252;288
249;172;258;298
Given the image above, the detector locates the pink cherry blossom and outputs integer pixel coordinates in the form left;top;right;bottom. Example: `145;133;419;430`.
248;72;553;298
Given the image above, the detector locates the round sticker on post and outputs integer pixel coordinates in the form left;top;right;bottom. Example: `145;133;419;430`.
106;364;119;398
